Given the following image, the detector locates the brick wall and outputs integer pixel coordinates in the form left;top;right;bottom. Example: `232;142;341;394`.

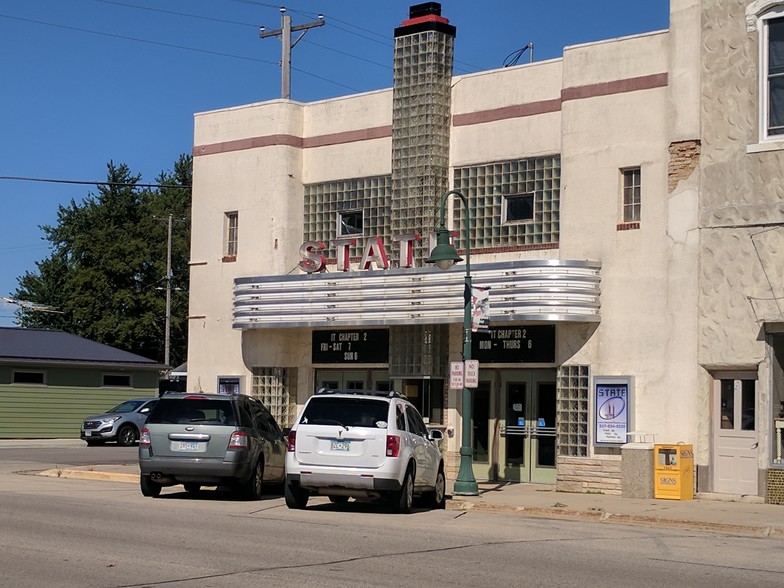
668;139;701;193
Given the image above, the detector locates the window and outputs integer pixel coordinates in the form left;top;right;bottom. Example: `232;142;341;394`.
502;194;534;223
13;371;45;385
224;211;238;259
453;155;561;249
556;365;589;457
338;210;363;236
103;374;131;387
764;12;784;138
720;378;756;431
622;167;641;222
218;376;241;395
251;367;297;427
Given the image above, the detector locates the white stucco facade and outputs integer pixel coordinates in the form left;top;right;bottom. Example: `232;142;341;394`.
186;1;784;499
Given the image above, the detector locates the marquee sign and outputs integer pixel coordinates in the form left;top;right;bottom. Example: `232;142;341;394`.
471;325;555;363
312;329;390;364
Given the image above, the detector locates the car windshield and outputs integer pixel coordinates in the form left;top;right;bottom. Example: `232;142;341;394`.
147;398;237;426
108;400;147;414
300;397;389;428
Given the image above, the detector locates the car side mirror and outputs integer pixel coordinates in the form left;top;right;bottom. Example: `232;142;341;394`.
427;428;444;441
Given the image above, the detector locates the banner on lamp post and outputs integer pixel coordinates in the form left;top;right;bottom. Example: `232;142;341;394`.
471;286;490;332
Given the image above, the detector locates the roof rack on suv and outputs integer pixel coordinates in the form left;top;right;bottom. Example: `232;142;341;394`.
314;388;406;399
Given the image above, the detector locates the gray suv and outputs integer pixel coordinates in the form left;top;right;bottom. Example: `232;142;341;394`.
138;393;286;499
81;398;158;446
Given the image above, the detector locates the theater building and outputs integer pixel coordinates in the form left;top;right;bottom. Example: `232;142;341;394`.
187;0;784;500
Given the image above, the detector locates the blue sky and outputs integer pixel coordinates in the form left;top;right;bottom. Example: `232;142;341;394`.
0;0;670;326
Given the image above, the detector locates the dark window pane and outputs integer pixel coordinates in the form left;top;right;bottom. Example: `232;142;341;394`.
339;211;363;235
770;76;784;132
103;374;131;387
13;371;44;384
720;380;734;429
741;380;756;431
505;194;534;222
300;397;388;428
769;19;784;73
148;399;237;426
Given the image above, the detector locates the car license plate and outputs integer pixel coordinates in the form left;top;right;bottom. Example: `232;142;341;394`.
330;439;350;451
85;431;92;437
174;441;199;452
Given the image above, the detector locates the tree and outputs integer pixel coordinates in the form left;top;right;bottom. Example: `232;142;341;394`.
13;156;192;367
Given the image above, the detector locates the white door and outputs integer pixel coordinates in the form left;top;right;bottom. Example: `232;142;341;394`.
713;376;759;495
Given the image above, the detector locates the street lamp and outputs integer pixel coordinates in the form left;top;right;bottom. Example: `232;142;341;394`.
426;189;479;496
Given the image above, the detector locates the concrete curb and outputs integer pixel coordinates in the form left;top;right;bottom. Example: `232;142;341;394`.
29;469;784;539
446;499;784;538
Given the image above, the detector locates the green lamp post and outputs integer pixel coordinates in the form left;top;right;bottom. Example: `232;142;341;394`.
426;189;479;496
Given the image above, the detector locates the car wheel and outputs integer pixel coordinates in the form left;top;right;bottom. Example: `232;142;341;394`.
423;465;446;509
284;482;309;509
140;475;161;498
393;467;414;514
184;483;201;494
240;459;264;500
117;425;137;447
328;495;349;504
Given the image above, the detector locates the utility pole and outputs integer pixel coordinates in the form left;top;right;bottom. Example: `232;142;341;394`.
164;214;173;369
260;7;325;99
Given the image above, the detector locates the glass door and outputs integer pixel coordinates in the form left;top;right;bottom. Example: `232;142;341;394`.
469;369;556;483
500;370;556;483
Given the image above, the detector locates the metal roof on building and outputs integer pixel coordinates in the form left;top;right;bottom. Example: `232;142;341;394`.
0;327;163;368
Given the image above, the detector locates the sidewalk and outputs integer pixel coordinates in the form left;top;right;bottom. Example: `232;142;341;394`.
33;462;784;538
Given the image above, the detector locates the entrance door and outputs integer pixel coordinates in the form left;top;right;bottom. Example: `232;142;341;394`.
471;369;556;483
713;376;758;495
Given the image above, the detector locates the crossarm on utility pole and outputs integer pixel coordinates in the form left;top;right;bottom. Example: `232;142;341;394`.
259;8;325;99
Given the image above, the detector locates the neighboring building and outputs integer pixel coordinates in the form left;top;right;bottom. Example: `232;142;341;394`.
186;1;784;501
0;327;164;438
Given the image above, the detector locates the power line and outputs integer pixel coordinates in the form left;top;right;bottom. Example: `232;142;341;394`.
0;13;358;92
0;176;191;189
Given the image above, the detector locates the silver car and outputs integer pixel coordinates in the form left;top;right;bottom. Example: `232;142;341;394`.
81;398;158;446
138;393;286;499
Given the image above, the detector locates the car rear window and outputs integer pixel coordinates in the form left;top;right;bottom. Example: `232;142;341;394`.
299;397;389;428
147;399;237;426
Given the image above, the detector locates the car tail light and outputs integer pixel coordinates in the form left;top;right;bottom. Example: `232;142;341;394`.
287;430;296;452
140;428;151;447
228;431;249;449
386;435;400;457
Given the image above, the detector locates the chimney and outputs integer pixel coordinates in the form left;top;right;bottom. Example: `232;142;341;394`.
390;2;456;265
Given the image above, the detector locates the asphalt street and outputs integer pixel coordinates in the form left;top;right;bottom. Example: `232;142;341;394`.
2;441;784;587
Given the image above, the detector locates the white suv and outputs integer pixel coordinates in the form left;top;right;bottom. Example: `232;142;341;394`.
285;389;446;513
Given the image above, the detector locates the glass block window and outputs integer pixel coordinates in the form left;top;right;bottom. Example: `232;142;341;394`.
556;364;589;457
453;156;560;250
622;167;641;222
251;367;298;428
304;176;392;261
389;324;448;379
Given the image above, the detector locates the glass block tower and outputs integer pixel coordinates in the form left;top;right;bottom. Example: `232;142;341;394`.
391;2;456;265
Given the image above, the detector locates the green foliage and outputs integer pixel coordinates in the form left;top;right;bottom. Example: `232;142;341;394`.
13;156;192;367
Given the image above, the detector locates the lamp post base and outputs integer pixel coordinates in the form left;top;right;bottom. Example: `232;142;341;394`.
452;446;479;496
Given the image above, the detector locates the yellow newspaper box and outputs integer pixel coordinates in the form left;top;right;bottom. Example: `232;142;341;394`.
654;444;694;500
